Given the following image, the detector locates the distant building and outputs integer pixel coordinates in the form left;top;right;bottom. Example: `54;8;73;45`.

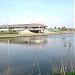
0;23;48;34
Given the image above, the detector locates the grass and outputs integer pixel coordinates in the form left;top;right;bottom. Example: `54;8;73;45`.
0;31;75;39
0;33;49;39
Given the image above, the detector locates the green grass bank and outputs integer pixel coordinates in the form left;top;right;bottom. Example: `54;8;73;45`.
0;31;75;39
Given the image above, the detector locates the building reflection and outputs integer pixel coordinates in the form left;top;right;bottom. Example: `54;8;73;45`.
0;37;48;75
0;36;48;45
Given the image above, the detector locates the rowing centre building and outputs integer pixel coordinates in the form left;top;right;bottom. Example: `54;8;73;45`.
0;23;48;34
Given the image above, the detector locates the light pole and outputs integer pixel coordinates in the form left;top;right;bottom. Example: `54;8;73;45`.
6;17;9;31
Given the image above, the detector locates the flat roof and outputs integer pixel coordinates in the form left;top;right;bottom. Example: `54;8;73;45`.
0;23;47;28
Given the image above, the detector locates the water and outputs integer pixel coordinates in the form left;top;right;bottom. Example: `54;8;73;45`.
0;34;75;75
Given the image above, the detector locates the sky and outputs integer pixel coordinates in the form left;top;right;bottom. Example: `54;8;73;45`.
0;0;74;28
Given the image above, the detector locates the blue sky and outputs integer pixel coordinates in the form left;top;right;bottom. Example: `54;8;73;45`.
0;0;74;28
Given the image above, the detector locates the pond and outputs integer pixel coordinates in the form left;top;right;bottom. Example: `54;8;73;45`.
0;34;75;75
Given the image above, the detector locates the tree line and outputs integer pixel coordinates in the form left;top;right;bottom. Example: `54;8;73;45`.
49;26;75;31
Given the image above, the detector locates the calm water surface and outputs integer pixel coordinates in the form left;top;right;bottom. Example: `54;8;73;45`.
0;34;75;75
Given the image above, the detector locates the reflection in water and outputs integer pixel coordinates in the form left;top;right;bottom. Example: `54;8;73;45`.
7;40;9;75
0;36;47;45
0;34;75;75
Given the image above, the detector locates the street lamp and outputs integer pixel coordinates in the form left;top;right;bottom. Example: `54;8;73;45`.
6;17;9;31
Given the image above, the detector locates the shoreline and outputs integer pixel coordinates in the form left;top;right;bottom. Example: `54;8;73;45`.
0;33;49;39
0;32;75;39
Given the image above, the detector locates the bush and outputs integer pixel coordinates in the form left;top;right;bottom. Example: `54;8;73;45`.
0;31;18;34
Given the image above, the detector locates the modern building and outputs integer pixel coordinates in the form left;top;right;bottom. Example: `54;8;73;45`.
0;23;48;34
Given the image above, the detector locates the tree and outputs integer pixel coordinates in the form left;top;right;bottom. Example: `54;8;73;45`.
54;26;56;29
60;26;67;31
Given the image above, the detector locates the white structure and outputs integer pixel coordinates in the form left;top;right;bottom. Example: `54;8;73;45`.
0;23;48;34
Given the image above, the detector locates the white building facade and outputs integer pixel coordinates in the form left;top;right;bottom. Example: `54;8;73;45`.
0;24;48;34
